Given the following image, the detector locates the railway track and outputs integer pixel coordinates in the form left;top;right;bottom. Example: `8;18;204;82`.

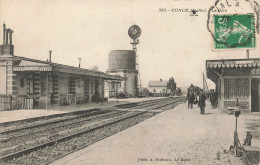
0;110;130;156
0;97;185;165
0;110;112;136
117;97;183;110
0;109;102;133
0;97;177;140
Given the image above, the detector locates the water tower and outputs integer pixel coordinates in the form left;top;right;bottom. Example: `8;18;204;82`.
106;25;141;97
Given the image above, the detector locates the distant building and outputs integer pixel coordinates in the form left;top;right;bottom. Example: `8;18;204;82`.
206;58;260;112
148;79;169;96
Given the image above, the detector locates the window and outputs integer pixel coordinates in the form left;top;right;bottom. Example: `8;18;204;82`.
224;78;249;98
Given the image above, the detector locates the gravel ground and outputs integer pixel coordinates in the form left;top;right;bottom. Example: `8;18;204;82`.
0;98;162;123
5;112;156;165
50;101;258;165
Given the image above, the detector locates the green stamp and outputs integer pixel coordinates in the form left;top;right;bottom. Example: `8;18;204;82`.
214;14;255;49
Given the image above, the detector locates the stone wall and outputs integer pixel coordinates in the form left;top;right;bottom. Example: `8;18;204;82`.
224;101;249;109
0;66;6;94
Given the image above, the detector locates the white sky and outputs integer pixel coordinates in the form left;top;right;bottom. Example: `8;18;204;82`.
0;0;259;89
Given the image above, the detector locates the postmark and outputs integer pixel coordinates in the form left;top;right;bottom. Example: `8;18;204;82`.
214;14;255;49
207;0;260;51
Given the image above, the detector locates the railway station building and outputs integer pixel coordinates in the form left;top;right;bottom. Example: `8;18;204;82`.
0;24;124;110
206;58;260;113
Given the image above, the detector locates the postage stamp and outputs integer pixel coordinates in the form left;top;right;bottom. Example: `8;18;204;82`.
213;14;256;49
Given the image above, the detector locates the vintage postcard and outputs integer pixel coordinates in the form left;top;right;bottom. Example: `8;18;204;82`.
0;0;259;165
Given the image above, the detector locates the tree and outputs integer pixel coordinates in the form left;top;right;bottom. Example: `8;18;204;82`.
91;65;99;71
167;77;176;94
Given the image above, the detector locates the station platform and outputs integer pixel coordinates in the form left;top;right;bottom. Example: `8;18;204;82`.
0;97;165;123
50;102;259;165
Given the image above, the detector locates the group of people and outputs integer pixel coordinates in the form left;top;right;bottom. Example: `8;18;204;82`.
186;90;207;115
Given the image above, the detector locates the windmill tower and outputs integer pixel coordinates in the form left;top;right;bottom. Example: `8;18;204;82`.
128;25;142;95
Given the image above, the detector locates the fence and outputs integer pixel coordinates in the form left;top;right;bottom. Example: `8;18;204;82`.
0;95;12;110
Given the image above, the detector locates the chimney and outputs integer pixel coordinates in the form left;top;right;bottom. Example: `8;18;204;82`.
9;30;13;45
78;58;81;68
246;50;249;59
3;23;6;45
1;24;14;55
49;50;52;63
5;29;9;45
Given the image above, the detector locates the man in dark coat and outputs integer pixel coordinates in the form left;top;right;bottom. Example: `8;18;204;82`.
190;91;195;109
210;90;214;108
186;90;191;108
199;91;206;114
213;92;218;108
186;90;194;109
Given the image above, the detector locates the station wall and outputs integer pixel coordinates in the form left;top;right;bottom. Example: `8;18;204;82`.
0;66;6;94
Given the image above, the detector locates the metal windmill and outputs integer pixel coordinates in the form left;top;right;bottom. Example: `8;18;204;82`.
128;25;142;92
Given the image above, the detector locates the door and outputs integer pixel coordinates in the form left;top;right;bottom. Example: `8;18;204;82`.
251;78;260;112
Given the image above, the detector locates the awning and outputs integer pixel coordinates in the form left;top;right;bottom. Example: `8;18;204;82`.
206;59;259;69
206;58;260;83
13;66;52;71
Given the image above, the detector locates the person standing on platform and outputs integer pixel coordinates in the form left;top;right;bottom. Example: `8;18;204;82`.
186;90;191;108
199;91;206;115
210;90;214;108
213;91;218;108
190;91;195;109
198;94;200;108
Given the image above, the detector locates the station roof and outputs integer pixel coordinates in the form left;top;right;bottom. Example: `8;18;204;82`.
206;58;260;83
10;56;125;81
206;58;260;69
